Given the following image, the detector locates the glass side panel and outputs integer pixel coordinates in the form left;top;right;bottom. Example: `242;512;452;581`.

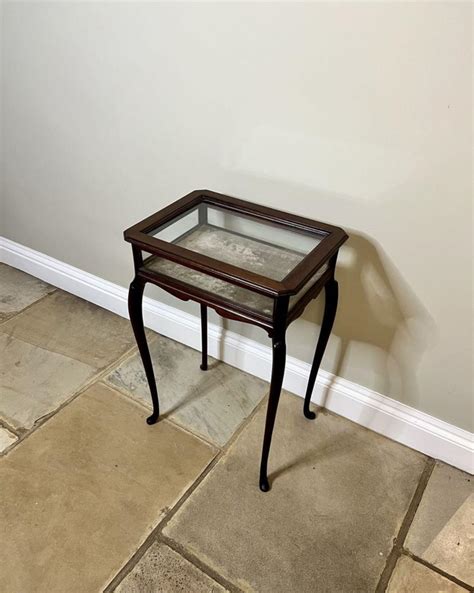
147;204;327;281
143;255;328;318
144;256;274;317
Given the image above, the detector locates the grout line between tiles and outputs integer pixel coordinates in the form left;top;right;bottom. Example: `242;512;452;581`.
0;287;58;327
103;391;269;593
375;457;436;592
3;283;469;592
98;378;222;452
212;390;269;459
0;342;140;457
0;418;23;438
402;551;472;591
159;534;241;593
0;419;23;455
101;345;270;452
1;280;260;590
100;361;223;449
102;451;240;593
101;374;269;453
159;390;269;532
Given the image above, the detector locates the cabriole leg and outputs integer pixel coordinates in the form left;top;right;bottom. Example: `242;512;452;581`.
303;279;339;419
259;331;287;492
128;278;160;424
200;303;208;371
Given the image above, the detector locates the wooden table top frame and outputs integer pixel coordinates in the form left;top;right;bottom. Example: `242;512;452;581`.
124;189;348;492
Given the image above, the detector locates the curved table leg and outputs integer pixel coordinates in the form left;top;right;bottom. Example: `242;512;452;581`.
128;278;160;425
259;332;286;492
200;304;208;371
303;279;338;419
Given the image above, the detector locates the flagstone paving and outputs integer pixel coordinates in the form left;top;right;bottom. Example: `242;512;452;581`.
0;333;95;429
0;425;17;453
114;542;228;593
0;264;470;592
405;462;473;587
164;392;427;593
106;334;268;446
386;556;468;592
0;264;54;321
0;290;136;370
0;382;215;593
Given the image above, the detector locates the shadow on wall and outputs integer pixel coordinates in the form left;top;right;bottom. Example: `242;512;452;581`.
209;170;436;415
300;230;436;417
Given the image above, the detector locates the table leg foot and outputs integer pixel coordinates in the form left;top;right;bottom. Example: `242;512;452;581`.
259;476;271;492
146;412;159;425
303;406;317;420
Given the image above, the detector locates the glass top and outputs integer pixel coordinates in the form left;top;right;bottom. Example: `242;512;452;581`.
147;204;327;282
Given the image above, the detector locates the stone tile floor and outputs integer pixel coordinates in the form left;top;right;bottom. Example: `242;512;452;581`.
0;263;472;592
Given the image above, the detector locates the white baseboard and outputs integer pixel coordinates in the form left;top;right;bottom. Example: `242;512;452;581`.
1;236;472;474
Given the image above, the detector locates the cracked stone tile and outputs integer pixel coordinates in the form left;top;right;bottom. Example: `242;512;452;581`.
164;392;427;593
0;333;96;429
0;290;136;369
106;334;268;446
114;542;227;593
0;264;54;321
405;462;473;586
0;426;17;452
0;383;216;593
387;556;468;592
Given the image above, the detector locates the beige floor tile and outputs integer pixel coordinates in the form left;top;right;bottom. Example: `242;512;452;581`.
0;290;136;369
106;335;268;446
0;264;54;321
164;392;427;593
387;556;468;592
0;383;215;593
405;462;473;586
0;334;95;429
114;542;227;593
0;426;17;453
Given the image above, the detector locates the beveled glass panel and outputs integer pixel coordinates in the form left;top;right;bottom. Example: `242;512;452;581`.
147;203;327;282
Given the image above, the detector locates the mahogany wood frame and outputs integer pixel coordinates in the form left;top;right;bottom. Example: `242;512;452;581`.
125;190;348;492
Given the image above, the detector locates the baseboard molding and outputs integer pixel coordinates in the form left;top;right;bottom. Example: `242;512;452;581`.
1;236;472;474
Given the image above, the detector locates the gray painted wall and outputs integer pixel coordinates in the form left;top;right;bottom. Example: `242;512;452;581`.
1;2;472;431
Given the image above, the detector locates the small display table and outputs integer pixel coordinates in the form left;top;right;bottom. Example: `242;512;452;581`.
124;190;348;491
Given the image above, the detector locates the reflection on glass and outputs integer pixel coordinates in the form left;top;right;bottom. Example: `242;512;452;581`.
143;255;328;318
147;204;327;281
